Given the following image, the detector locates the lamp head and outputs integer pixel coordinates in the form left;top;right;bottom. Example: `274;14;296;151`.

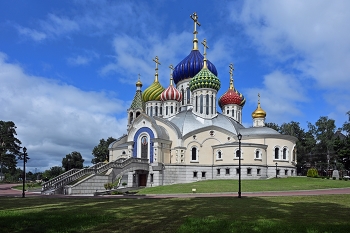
237;133;242;141
23;147;27;153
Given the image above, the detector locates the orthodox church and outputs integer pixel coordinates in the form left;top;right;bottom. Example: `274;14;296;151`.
109;13;297;187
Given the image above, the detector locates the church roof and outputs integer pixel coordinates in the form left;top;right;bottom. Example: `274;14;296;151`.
240;127;280;136
168;109;244;137
130;90;144;110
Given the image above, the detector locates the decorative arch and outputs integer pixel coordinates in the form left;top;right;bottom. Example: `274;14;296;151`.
282;146;288;160
274;146;280;160
133;127;155;163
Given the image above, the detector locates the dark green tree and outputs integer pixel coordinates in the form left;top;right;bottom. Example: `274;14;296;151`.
91;137;116;164
265;122;280;132
42;166;64;180
0;121;22;174
334;111;350;170
62;151;84;171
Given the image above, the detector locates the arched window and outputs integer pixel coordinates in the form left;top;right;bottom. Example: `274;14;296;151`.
155;106;158;116
232;109;234;117
187;88;191;104
160;107;162;115
217;150;222;159
283;147;287;160
181;89;185;105
200;95;203;114
150;107;153;117
195;96;198;112
140;136;148;159
211;95;214;114
136;111;141;118
275;147;279;160
255;150;261;159
235;150;241;159
171;106;173;114
191;147;198;161
166;106;168;115
206;94;209;115
129;112;133;124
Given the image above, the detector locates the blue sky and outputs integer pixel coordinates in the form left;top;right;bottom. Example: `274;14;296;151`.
1;0;349;172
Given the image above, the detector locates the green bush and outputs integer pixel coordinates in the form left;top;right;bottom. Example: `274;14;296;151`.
307;168;319;178
333;177;336;180
339;177;343;180
104;183;113;190
344;178;348;181
326;177;330;179
122;182;127;186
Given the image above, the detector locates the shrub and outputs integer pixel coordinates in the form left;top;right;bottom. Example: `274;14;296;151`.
339;177;342;180
307;168;319;178
122;182;127;186
344;177;348;181
327;177;330;179
104;183;113;190
333;177;336;180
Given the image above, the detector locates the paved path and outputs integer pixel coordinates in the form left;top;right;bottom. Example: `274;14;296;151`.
1;183;350;198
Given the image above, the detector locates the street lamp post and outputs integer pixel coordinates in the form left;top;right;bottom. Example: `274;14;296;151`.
22;147;27;198
237;133;242;198
275;162;278;178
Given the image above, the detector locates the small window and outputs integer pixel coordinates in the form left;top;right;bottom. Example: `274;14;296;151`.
283;148;287;160
226;109;229;114
202;172;206;178
225;168;230;175
255;150;260;159
193;171;198;178
150;174;154;182
277;170;280;175
285;170;288;175
236;168;240;175
122;151;126;155
217;150;222;159
257;169;261;175
247;168;252;175
275;147;279;160
191;147;198;161
209;130;215;136
217;169;220;175
235;150;241;159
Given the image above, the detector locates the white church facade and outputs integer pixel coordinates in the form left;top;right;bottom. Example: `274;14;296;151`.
108;13;297;188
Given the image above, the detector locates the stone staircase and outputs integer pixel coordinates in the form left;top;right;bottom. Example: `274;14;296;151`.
41;157;149;195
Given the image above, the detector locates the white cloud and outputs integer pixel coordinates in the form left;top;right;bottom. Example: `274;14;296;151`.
245;70;308;124
0;52;128;171
230;0;350;89
15;26;47;41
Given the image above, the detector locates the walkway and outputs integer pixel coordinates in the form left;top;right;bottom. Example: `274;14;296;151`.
1;183;350;198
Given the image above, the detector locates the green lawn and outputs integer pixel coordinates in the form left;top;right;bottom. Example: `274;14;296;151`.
0;195;350;233
137;177;350;194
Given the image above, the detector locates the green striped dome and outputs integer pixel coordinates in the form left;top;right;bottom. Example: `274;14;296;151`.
189;68;221;92
142;81;165;102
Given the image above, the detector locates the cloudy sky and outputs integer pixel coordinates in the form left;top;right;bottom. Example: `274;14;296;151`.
1;0;349;172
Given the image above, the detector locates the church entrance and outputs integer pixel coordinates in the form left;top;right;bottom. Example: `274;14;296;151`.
139;174;147;186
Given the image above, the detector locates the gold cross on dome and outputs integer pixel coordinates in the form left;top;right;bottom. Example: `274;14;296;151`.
138;73;141;80
258;93;261;104
153;56;161;71
201;39;209;57
190;12;201;34
169;64;174;85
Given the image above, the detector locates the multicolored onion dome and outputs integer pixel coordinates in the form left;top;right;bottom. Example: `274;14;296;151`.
172;50;218;85
189;68;221;92
252;102;266;118
218;88;246;109
142;80;165;102
161;79;182;102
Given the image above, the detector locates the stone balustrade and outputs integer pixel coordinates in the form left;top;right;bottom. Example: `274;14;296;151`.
41;157;149;194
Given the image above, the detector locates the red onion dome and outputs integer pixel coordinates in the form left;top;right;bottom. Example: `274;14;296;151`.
218;78;246;110
161;78;182;102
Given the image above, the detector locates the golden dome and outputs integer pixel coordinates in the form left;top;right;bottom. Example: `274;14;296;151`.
252;102;266;118
136;79;142;87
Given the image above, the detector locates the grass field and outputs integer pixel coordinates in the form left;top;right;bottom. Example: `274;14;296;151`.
0;195;350;233
1;177;350;232
137;177;350;194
